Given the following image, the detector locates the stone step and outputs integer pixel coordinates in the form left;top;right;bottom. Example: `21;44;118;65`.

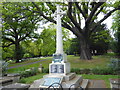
2;83;30;90
29;78;44;89
62;75;83;88
80;79;89;89
63;73;76;81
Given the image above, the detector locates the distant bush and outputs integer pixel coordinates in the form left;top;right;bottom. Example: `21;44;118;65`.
7;60;15;64
80;68;91;74
23;53;32;58
108;58;120;74
20;67;38;78
71;68;117;75
42;68;49;73
0;61;9;76
91;68;115;75
71;68;80;74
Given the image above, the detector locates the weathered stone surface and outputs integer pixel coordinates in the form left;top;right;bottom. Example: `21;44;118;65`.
0;77;13;86
63;73;76;82
0;75;20;86
7;73;20;77
62;75;83;88
29;78;44;90
110;79;120;89
87;80;106;88
2;83;30;90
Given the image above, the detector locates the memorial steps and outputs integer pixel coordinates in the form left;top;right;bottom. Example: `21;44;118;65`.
29;73;89;89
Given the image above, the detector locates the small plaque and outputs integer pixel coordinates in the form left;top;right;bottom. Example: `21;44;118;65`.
58;65;64;73
50;64;64;73
42;77;62;87
53;54;63;63
51;65;57;73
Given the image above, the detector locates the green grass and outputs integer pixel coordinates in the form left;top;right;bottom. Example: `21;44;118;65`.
7;55;111;73
19;73;46;84
7;59;51;73
8;57;52;67
82;74;118;88
67;55;110;69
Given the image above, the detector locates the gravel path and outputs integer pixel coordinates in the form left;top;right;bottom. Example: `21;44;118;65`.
8;59;49;69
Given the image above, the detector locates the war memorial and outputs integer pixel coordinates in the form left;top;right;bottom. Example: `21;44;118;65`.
29;4;89;89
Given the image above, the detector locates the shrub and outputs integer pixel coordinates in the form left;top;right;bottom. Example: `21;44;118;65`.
108;58;120;69
42;68;49;73
23;53;32;58
71;68;80;74
92;68;116;75
7;60;14;64
80;69;91;74
20;67;38;78
19;78;26;83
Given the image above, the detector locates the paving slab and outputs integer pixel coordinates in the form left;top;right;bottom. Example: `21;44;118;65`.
87;80;107;89
2;83;30;90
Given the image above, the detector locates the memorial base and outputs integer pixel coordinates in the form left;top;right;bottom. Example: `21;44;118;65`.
29;73;89;89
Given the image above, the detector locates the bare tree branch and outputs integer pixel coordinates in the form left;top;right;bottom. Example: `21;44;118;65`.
85;2;104;25
75;2;87;19
67;2;83;34
95;6;104;16
99;7;120;24
92;7;120;32
2;36;15;43
1;42;14;48
32;2;56;24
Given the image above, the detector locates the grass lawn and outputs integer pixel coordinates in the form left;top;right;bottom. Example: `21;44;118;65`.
19;73;46;84
19;73;118;88
7;55;111;73
67;55;110;69
8;57;52;67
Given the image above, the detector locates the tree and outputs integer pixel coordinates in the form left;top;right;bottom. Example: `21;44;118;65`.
2;2;40;62
112;10;120;56
40;24;70;56
68;38;80;55
29;1;120;60
90;24;111;55
69;24;111;56
21;39;41;58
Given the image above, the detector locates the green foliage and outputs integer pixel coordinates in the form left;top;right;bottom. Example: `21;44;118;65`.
90;24;111;55
80;68;91;74
71;68;91;74
2;2;41;61
2;45;14;60
71;68;80;74
92;68;115;75
112;10;120;56
71;68;116;75
68;38;80;55
19;73;46;84
19;67;38;78
40;24;70;56
42;68;49;73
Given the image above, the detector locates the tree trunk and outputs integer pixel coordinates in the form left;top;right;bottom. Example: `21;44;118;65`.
15;40;22;63
79;36;92;60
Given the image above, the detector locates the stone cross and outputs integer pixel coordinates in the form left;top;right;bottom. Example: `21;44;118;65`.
56;4;64;54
